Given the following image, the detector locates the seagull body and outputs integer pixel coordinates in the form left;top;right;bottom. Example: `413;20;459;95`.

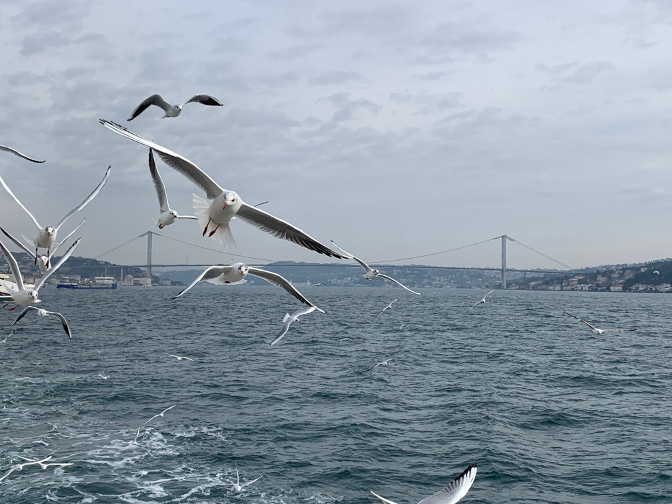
0;145;45;163
472;290;494;307
1;221;84;274
331;241;420;295
168;354;194;361
370;465;477;504
564;310;637;335
271;306;317;346
376;299;398;318
12;306;72;338
127;93;223;121
98;374;110;380
0;238;80;309
0;167;109;265
234;464;262;492
148;149;197;229
366;357;394;372
145;405;176;425
101;120;345;258
172;262;325;313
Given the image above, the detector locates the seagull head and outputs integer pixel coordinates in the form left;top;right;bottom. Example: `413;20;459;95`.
222;191;238;209
38;256;49;271
29;290;39;301
372;269;380;276
37;308;47;316
45;226;56;236
237;263;249;277
171;210;179;219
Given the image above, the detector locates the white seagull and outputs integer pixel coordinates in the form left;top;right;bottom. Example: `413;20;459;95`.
1;220;84;274
100;120;345;258
98;374;110;380
366;357;395;372
370;465;477;504
0;330;14;344
376;299;398;318
270;306;317;346
0;166;109;266
148;149;197;228
145;405;176;425
472;290;494;308
331;241;420;295
127;93;223;121
0;145;45;163
168;354;194;362
0;456;54;482
171;262;325;313
12;306;72;338
0;238;80;309
233;463;262;492
563;310;637;335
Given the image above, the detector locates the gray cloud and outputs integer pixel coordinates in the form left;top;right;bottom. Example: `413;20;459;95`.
560;61;615;84
311;70;361;85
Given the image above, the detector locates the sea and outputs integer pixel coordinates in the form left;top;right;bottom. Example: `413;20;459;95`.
0;285;670;503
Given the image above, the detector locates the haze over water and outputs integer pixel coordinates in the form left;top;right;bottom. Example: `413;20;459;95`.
1;286;670;503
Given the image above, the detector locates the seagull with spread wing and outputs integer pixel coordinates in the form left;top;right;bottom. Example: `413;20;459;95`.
148;149;197;228
12;306;72;338
331;241;420;295
472;290;494;308
101;120;346;258
233;463;262;492
563;310;637;335
0;166;109;266
371;465;477;504
376;299;398;318
0;145;45;163
127;93;223;121
270;306;317;346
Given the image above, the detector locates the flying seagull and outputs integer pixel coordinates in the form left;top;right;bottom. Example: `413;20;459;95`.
472;290;494;308
12;306;72;338
376;299;398;318
270;306;317;346
0;329;15;344
1;220;84;274
563;310;637;335
370;465;477;504
148;149;197;228
168;354;194;362
0;238;80;309
145;405;176;425
172;262;325;313
366;357;395;372
127;93;223;121
331;241;420;295
0;166;109;266
233;463;262;492
0;145;45;163
100;120;345;258
0;456;54;483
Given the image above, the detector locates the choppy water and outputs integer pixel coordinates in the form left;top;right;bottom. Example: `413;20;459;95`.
0;286;670;503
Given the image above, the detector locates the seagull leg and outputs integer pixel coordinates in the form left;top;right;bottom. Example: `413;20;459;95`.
202;218;211;236
2;301;11;308
9;305;18;311
208;224;220;237
46;249;50;269
34;248;38;265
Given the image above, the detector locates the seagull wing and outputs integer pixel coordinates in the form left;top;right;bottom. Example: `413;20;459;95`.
128;94;172;121
377;274;421;295
0;145;45;163
100;120;224;199
235;203;346;258
45;310;72;338
578;318;597;331
366;362;381;372
248;267;324;312
416;465;477;504
0;239;24;290
370;491;400;504
483;290;495;299
241;475;263;488
177;215;198;220
148;149;169;213
50;219;85;257
0;175;42;229
34;238;81;291
12;305;39;326
602;328;637;332
55;166;111;231
0;226;36;260
181;94;223;107
330;241;372;272
171;266;233;299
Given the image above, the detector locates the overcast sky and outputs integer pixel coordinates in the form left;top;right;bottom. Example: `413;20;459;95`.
1;0;671;271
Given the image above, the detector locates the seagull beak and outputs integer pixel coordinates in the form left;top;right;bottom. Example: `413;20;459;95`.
223;203;228;209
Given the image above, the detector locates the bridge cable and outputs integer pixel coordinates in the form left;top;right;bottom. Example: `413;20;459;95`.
151;232;275;263
376;236;501;263
95;233;147;260
506;237;572;270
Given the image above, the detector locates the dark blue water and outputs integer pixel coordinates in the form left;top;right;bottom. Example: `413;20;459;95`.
1;286;670;503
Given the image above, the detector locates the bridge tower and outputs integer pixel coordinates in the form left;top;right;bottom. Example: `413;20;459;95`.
501;235;507;289
146;231;153;282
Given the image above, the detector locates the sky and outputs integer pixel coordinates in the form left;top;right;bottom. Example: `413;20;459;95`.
0;0;671;271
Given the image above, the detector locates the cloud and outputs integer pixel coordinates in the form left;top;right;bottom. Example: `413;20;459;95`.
417;22;520;59
560;61;615;84
311;70;361;85
20;31;71;56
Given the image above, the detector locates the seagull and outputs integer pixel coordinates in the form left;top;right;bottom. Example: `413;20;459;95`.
0;456;54;482
172;262;325;313
366;357;394;372
233;463;262;492
1;220;84;274
0;145;45;163
472;290;494;308
270;306;317;346
100;120;345;258
563;310;637;335
0;329;14;343
98;374;110;380
127;93;223;121
168;355;194;362
12;306;72;338
399;323;405;329
376;299;398;318
370;465;477;504
148;149;197;229
144;405;176;425
0;166;109;266
0;238;80;309
339;337;352;345
331;241;420;295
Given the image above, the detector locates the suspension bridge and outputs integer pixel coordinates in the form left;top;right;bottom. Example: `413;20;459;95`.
88;232;575;289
